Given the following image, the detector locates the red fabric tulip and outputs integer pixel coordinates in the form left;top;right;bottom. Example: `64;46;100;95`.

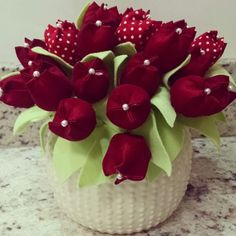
170;75;236;117
72;58;110;103
116;9;161;51
175;31;227;79
144;20;196;72
49;98;96;141
120;53;161;96
103;133;152;184
20;62;72;111
44;20;79;65
82;2;121;29
15;38;48;68
106;84;151;130
0;74;34;108
76;23;117;59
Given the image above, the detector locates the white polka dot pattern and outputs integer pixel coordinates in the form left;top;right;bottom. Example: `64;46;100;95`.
45;130;192;235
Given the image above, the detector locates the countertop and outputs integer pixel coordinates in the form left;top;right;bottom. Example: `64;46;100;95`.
0;137;236;236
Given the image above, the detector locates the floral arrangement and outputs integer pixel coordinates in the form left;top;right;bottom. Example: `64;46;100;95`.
1;2;236;187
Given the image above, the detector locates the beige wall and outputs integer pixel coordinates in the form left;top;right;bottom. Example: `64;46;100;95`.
0;0;235;65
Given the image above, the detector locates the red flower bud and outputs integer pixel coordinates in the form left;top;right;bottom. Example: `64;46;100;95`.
116;9;161;51
72;58;110;103
49;98;96;141
170;75;236;117
21;62;73;111
0;74;34;108
106;84;151;130
144;20;196;72
120;53;161;96
103;133;152;184
44;20;79;65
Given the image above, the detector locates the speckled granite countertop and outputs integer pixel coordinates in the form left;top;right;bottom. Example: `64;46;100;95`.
0;137;236;236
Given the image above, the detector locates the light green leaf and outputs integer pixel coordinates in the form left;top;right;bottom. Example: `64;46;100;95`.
179;115;221;149
132;111;172;176
205;63;236;87
114;42;137;56
1;71;20;81
82;50;115;75
163;55;191;88
151;86;177;127
114;55;128;87
76;2;91;29
214;112;226;122
78;126;115;187
13;106;52;135
153;109;185;161
146;162;162;182
39;118;53;154
32;47;73;73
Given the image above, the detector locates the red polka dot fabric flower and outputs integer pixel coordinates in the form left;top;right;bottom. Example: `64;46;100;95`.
72;58;110;103
76;23;117;59
20;62;73;111
44;20;79;65
102;133;152;184
116;9;161;51
120;53;161;97
82;2;121;29
49;98;97;141
106;84;151;130
0;74;34;108
15;38;48;68
144;20;196;72
170;75;236;117
175;31;227;78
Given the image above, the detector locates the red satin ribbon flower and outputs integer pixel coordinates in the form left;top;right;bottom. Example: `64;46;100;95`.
106;84;151;130
144;20;196;72
44;20;79;65
103;133;152;184
72;58;110;103
120;53;161;97
21;62;72;111
49;98;97;141
116;9;161;51
0;74;34;108
82;2;121;29
170;75;236;117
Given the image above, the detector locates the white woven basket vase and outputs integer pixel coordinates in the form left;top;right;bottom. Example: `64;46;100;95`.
46;130;192;235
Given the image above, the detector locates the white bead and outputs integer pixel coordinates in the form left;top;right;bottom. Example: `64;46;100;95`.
88;68;96;75
228;85;234;91
24;42;29;48
33;71;40;78
122;103;129;111
28;61;33;66
61;120;69;128
204;88;211;95
200;49;206;55
116;173;123;180
0;88;3;97
95;20;102;27
176;28;182;35
56;22;62;28
144;59;151;66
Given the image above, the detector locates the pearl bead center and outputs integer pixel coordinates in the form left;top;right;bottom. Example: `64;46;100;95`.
33;71;40;78
116;173;123;180
95;20;102;27
61;120;69;128
176;28;183;35
28;61;33;66
204;88;211;95
143;59;151;66
88;68;96;75
122;104;129;111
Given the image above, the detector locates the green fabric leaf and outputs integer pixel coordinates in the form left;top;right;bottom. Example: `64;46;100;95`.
32;47;73;73
114;42;137;56
214;112;226;122
114;55;128;87
76;2;90;29
153;109;185;162
146;162;162;182
78;126;115;187
151;86;177;127
205;63;236;87
13;106;52;135
163;55;191;88
179;115;221;148
39;118;52;154
0;71;20;81
132;111;172;176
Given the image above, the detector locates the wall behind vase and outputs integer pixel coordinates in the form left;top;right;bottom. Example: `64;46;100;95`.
0;0;235;65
